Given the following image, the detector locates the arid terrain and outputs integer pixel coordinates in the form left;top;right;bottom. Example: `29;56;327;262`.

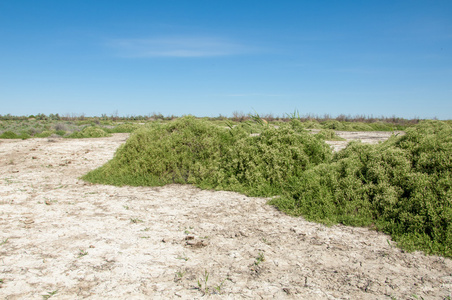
0;132;451;299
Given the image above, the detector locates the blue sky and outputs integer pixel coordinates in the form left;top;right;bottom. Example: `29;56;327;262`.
1;1;451;119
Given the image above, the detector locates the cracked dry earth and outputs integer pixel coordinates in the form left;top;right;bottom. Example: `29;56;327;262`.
0;133;451;300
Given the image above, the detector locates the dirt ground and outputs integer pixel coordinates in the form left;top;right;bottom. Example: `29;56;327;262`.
0;132;451;299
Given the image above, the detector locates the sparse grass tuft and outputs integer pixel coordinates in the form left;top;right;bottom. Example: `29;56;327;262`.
174;270;186;281
196;270;226;295
42;290;58;299
130;218;144;223
254;252;265;266
197;270;210;295
77;249;88;258
176;253;189;261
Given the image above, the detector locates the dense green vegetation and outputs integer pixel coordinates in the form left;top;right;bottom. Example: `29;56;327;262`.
0;131;30;139
84;117;235;186
270;120;452;256
3;113;451;257
314;129;346;141
66;126;112;138
0;118;142;139
0;112;422;140
82;117;328;190
83;116;452;257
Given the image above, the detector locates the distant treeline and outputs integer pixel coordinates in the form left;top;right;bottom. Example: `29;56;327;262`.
0;113;176;121
0;112;427;126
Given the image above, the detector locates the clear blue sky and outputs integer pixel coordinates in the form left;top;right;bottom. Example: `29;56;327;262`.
1;1;451;119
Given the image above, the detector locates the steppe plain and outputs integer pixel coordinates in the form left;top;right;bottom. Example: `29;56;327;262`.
0;131;451;299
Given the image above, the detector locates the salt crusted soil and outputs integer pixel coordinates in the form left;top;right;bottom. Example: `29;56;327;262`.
0;133;451;299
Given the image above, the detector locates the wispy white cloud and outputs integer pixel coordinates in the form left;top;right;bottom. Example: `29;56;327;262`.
222;93;288;97
107;36;250;58
325;67;379;74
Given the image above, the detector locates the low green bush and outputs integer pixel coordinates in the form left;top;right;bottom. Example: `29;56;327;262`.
54;123;68;131
322;120;346;130
0;131;29;139
66;126;111;138
345;123;374;131
315;129;346;141
35;130;54;138
106;123;142;133
83;116;452;257
270;120;452;257
318;120;407;131
83;116;236;186
302;120;322;129
213;120;332;196
83;116;332;196
320;120;401;131
0;131;19;139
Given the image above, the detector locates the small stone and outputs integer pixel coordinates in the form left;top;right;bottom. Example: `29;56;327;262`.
238;230;247;237
186;240;196;246
186;240;208;248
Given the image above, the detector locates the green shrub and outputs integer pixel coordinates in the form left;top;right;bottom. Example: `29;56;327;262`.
0;131;19;139
319;120;403;131
0;131;29;139
35;130;54;138
315;129;345;141
83;117;332;196
322;120;346;130
66;126;111;138
54;123;68;131
345;122;374;131
270;120;452;257
302;120;322;129
83;116;452;257
76;120;94;126
366;122;394;131
106;123;142;133
83;116;235;186
214;120;332;196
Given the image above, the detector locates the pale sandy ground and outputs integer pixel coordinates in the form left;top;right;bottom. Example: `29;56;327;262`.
0;132;451;300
